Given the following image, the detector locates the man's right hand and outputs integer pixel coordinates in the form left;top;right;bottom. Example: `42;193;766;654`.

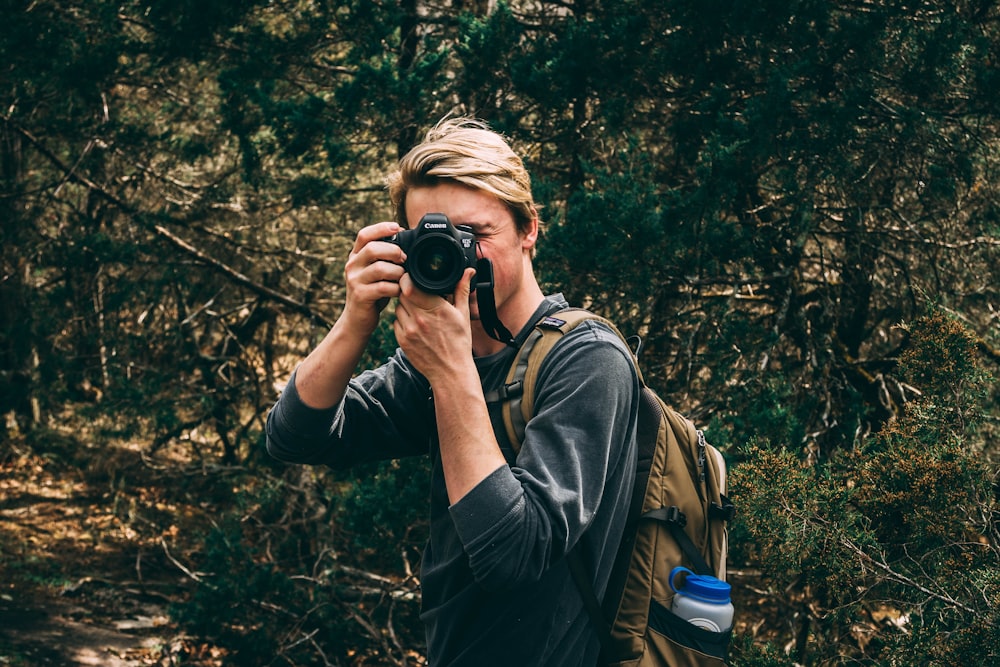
291;221;407;410
342;221;407;335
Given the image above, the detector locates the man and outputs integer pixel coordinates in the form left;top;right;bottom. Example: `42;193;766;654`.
266;117;639;666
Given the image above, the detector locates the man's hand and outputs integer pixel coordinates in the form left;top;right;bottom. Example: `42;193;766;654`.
292;221;405;410
396;266;504;504
342;221;407;336
394;267;477;387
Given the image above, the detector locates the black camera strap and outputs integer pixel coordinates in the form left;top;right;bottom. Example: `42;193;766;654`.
475;258;516;347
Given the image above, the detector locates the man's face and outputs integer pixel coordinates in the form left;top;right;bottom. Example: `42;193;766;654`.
404;182;536;321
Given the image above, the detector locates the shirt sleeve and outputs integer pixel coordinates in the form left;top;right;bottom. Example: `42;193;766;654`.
448;320;639;590
265;350;435;467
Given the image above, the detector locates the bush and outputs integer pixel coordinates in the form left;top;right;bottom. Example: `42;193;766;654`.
730;309;998;665
172;469;428;665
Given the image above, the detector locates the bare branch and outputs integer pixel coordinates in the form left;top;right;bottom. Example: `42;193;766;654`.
152;223;333;328
2;113;334;329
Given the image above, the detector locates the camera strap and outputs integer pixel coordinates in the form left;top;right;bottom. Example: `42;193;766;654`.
475;258;516;347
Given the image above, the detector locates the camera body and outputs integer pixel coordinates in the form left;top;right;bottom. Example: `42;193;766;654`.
385;213;477;295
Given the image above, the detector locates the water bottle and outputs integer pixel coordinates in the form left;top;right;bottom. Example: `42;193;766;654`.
669;566;734;633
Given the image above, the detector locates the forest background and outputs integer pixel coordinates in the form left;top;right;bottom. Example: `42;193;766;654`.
1;1;998;665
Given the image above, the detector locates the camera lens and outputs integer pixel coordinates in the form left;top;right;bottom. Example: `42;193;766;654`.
420;246;455;279
410;236;462;293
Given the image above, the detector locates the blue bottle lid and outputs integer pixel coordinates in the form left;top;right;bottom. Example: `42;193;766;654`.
669;566;732;603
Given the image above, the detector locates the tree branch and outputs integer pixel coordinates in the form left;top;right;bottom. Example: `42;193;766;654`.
2;113;334;329
152;224;332;328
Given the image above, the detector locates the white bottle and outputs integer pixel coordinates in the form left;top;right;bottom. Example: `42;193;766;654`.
669;566;734;633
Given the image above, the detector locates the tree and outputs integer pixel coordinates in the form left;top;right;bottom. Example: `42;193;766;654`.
2;0;997;663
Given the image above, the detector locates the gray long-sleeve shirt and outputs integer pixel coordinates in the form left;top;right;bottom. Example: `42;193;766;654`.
266;294;639;666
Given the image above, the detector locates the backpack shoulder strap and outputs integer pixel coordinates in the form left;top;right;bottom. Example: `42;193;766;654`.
499;308;636;454
495;307;632;661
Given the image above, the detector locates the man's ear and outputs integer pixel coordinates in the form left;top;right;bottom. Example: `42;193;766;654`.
521;207;540;250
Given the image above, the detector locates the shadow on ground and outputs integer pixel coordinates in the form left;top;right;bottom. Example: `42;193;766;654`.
1;426;227;666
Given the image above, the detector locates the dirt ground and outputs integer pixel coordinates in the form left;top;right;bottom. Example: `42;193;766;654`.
0;428;227;666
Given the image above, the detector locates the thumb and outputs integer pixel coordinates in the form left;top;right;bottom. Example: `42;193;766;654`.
454;267;476;318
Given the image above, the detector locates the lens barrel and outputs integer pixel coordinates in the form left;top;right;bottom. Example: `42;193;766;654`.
390;213;476;295
409;234;464;294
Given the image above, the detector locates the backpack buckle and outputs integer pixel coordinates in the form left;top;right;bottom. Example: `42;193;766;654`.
484;380;523;403
710;494;736;522
664;506;687;527
642;506;687;528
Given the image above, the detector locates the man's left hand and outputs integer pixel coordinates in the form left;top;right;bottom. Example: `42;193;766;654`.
394;268;477;386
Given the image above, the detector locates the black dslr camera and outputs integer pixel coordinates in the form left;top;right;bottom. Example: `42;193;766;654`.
385;213;477;295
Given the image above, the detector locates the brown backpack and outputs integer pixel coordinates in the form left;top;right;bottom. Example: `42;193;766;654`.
497;308;734;666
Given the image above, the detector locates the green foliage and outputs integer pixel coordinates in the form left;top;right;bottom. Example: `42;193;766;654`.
898;309;989;414
172;474;425;665
731;310;998;664
541;153;672;307
174;513;301;660
730;632;796;667
3;0;999;663
337;457;431;572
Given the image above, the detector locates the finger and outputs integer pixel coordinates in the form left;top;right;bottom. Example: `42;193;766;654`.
454;268;476;319
352;221;403;254
345;251;405;303
398;273;439;306
350;277;401;308
357;256;405;286
393;293;408;322
396;273;432;313
346;223;406;292
398;272;415;299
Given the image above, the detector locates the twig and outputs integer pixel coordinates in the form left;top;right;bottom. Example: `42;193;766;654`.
153;224;333;328
160;537;206;583
282;628;320;652
1;113;334;330
783;504;978;615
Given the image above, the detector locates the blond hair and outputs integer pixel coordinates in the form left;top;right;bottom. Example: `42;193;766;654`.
387;117;538;236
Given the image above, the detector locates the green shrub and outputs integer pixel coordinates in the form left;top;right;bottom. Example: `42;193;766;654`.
172;471;427;665
730;309;998;665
